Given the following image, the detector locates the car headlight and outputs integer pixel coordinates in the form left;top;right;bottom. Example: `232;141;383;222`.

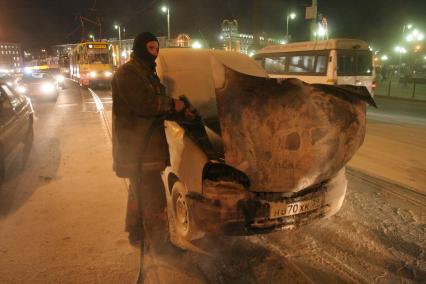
89;71;97;78
55;75;65;83
41;83;55;93
104;71;112;77
17;85;27;94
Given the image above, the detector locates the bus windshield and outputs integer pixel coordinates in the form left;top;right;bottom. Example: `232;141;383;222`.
88;53;109;64
87;48;110;64
337;51;372;76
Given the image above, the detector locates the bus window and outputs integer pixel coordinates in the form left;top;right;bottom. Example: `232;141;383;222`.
337;52;372;76
356;53;373;75
288;55;315;73
337;54;355;75
315;55;328;73
264;56;287;74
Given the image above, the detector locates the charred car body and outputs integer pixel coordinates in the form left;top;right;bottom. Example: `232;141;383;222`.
155;49;376;247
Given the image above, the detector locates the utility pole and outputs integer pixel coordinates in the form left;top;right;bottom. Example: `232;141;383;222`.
310;0;318;41
115;25;122;65
252;0;260;50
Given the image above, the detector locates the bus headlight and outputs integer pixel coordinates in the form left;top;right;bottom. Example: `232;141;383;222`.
89;71;97;78
41;83;55;94
104;71;112;77
17;85;27;94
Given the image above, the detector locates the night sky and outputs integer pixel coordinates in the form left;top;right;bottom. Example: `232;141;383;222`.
0;0;425;53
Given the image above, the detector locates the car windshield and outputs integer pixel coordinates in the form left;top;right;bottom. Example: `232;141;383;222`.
20;73;53;82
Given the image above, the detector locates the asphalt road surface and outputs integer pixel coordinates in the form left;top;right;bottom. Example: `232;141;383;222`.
0;81;424;283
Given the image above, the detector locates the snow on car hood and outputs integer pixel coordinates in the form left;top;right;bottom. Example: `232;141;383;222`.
215;67;374;192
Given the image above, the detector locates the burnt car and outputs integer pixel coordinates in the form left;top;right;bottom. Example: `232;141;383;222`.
0;80;34;184
15;72;59;101
154;49;375;249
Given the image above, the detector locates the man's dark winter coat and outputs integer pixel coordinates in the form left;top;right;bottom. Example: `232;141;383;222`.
111;53;173;178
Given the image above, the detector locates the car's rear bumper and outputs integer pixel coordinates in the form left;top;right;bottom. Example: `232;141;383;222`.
186;168;347;236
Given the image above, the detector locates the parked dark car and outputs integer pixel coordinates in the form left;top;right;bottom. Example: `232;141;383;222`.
16;72;59;101
0;80;34;184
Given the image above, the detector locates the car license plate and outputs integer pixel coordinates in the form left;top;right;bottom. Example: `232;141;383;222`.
269;197;323;219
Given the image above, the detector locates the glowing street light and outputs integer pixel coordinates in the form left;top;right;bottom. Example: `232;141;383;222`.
89;34;94;41
394;46;407;54
285;12;296;41
191;41;202;49
161;5;171;41
394;46;407;76
381;55;389;61
404;26;424;42
317;25;326;38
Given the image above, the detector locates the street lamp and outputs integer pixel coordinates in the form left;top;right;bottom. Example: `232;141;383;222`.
285;12;296;41
89;34;94;41
161;5;170;42
395;46;407;76
192;41;202;49
115;24;122;65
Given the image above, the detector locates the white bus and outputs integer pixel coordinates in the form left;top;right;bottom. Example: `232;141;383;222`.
254;38;376;95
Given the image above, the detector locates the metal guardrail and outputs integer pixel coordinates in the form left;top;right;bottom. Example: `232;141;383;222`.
376;77;426;100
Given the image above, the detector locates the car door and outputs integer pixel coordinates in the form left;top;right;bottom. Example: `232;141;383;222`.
0;85;20;156
1;85;30;142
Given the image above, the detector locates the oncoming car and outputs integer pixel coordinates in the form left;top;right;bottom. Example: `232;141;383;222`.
16;72;59;101
155;49;375;249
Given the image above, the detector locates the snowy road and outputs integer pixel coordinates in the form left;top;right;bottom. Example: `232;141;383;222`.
0;81;424;283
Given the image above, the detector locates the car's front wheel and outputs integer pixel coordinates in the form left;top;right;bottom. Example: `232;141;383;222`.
169;181;204;246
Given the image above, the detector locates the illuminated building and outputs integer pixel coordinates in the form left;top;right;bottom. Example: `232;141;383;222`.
0;42;23;72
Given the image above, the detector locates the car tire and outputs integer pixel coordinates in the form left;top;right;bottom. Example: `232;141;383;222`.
169;181;205;246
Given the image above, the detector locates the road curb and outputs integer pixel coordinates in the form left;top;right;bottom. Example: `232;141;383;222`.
374;94;426;103
347;166;424;196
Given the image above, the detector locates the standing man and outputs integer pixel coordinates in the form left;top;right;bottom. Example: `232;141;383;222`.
111;32;185;245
